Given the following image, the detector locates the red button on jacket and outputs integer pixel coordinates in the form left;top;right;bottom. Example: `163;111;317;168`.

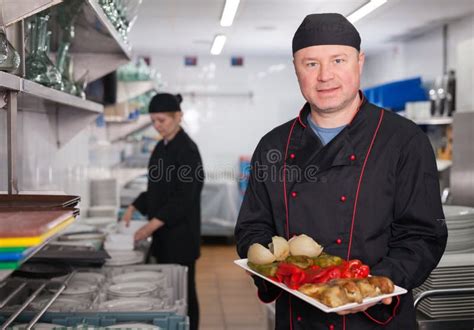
340;195;347;202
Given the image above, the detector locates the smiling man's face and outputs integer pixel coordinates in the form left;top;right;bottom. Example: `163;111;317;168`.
294;44;365;114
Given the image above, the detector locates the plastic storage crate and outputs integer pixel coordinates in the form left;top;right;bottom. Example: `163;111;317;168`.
0;265;188;329
0;312;189;330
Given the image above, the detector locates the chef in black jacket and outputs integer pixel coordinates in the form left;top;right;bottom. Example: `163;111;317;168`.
235;13;447;330
122;93;204;330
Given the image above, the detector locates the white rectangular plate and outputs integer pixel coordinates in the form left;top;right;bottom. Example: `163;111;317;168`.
234;258;407;313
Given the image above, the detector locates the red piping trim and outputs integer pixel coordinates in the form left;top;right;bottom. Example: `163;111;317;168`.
297;108;307;128
283;119;298;240
363;295;401;325
346;109;384;261
343;315;346;330
283;119;298;330
299;91;365;129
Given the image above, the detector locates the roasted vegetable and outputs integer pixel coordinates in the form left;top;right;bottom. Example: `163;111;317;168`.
285;255;313;269
312;253;343;267
248;261;279;277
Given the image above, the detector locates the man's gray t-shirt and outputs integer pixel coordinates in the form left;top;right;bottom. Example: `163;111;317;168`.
307;114;346;146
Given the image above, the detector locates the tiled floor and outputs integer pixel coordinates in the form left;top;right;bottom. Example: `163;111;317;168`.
196;242;270;330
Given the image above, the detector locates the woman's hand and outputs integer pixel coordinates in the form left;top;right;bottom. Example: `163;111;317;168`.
121;205;135;227
134;218;164;241
336;297;392;316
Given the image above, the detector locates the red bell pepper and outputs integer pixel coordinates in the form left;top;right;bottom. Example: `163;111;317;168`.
276;262;307;289
352;264;370;278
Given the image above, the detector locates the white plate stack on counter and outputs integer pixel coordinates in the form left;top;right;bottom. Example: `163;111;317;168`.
443;205;474;254
414;205;474;318
414;253;474;318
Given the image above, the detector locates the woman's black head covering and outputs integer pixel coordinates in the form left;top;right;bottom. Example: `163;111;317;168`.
292;13;361;54
149;93;183;113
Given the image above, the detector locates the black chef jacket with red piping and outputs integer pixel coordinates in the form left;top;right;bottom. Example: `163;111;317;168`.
133;128;204;264
235;96;448;330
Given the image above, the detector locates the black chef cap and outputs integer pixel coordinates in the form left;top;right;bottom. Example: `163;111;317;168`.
149;93;183;113
292;13;361;54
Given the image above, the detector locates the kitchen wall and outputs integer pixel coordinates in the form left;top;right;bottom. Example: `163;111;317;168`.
147;54;304;173
0;110;92;207
0;55;304;196
362;13;474;113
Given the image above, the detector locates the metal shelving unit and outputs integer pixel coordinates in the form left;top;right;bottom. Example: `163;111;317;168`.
106;115;153;143
116;80;157;104
2;0;62;27
52;0;132;82
1;0;134;194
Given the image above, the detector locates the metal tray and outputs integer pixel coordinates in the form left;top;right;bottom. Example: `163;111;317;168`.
0;195;80;209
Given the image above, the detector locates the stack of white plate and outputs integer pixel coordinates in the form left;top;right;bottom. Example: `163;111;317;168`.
49;279;98;300
111;271;167;288
82;217;117;229
30;296;89;312
105;250;144;266
107;282;158;299
99;297;164;312
443;205;474;254
88;205;117;218
105;323;161;330
415;253;474;318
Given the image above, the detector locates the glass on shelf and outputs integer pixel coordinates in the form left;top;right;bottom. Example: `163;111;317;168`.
99;0;143;43
0;17;20;72
55;0;85;97
25;13;64;90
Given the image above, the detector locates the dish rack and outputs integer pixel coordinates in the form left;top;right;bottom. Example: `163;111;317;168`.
0;265;189;330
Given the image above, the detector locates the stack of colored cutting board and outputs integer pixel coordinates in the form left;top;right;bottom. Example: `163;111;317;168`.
0;208;77;270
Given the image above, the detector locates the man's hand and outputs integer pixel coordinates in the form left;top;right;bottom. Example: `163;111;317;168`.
336;297;392;316
121;205;135;227
134;218;164;241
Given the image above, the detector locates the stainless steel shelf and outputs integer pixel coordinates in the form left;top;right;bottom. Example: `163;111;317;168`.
54;0;132;82
2;0;62;27
22;79;102;113
106;114;153;142
84;0;131;57
1;72;102;113
1;72;103;146
0;72;22;91
117;81;157;104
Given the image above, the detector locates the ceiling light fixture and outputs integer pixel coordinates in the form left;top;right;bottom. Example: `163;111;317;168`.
210;35;227;55
347;0;387;24
220;0;240;27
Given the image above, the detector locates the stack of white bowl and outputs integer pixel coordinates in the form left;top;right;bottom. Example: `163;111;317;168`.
414;205;474;318
443;205;474;254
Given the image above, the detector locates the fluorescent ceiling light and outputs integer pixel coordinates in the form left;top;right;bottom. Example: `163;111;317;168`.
210;35;227;55
347;0;387;24
220;0;240;27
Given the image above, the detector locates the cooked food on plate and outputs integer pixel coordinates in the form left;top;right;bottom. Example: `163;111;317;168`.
246;235;395;308
298;276;395;307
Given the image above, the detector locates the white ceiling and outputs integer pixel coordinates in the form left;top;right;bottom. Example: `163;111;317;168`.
129;0;474;57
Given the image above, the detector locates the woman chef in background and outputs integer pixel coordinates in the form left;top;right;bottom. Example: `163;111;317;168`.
122;93;204;330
